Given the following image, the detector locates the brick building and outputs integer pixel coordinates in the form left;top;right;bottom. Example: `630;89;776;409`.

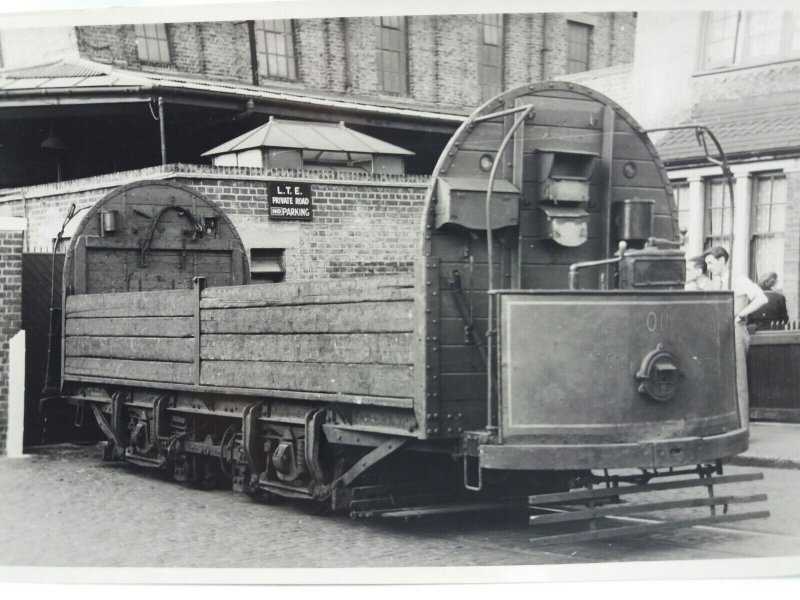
0;12;636;187
0;217;24;454
560;10;800;322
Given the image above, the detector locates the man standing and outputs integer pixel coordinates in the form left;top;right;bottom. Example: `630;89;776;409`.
704;246;768;428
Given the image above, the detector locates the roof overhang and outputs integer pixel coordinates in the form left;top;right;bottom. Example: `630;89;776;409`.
0;58;467;133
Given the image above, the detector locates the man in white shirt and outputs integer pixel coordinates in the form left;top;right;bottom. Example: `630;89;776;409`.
704;246;768;428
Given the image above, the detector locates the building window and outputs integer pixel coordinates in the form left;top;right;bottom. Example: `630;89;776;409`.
376;16;408;95
701;10;800;70
673;181;691;249
704;177;733;252
254;19;297;81
750;172;786;285
479;14;504;102
567;20;592;74
134;24;171;65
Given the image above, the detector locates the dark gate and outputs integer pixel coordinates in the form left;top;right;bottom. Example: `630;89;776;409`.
748;323;800;423
22;253;100;446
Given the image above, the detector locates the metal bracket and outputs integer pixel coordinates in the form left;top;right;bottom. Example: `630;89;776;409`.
305;408;329;485
335;437;409;490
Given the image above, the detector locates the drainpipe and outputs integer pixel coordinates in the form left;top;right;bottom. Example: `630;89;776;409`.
540;13;549;80
158;96;167;165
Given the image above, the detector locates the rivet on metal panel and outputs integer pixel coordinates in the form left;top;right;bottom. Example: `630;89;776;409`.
432;292;438;296
427;281;431;286
458;427;463;433
447;414;452;419
434;428;439;434
427;413;432;419
425;309;431;313
457;413;462;418
432;347;438;352
447;428;452;433
426;429;432;434
427;364;431;370
434;413;439;418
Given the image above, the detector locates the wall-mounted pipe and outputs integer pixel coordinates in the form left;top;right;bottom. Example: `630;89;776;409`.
158;96;166;165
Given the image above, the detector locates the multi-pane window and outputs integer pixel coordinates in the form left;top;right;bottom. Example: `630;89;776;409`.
479;14;504;102
704;177;733;253
254;19;297;81
567;21;592;74
701;10;800;69
134;24;170;65
376;16;408;95
750;173;786;285
672;181;691;249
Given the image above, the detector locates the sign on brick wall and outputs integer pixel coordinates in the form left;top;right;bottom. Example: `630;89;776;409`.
267;182;313;221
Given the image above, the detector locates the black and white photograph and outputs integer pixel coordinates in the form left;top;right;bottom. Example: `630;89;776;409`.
0;0;799;593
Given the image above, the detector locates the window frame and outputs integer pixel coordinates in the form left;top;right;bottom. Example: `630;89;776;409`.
699;10;800;72
566;20;593;75
375;16;409;96
703;176;734;253
134;23;171;66
478;14;505;103
672;180;691;249
253;19;298;82
749;171;786;284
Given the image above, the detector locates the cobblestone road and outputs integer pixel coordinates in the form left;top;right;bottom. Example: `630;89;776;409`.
1;444;800;571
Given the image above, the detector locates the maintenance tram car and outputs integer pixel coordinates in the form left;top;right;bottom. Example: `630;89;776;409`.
54;82;767;540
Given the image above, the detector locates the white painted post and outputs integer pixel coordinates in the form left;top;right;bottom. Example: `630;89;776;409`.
7;330;26;458
686;175;705;258
731;168;752;281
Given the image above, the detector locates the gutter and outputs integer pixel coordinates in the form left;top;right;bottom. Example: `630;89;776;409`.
0;82;466;129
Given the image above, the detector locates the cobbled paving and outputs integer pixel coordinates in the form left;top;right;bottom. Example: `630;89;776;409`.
1;445;799;569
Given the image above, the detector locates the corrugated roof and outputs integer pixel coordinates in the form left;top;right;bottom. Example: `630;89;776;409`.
0;59;109;79
202;117;415;156
657;92;800;163
0;58;467;125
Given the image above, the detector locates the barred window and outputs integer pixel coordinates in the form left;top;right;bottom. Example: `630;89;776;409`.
704;177;733;254
567;21;592;74
701;11;800;69
376;16;408;95
254;19;297;81
134;24;171;65
672;181;690;250
479;14;504;102
750;172;786;285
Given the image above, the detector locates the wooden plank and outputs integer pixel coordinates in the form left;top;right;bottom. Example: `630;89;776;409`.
66;289;195;318
201;276;414;305
201;333;413;365
613;130;659;161
200;361;414;398
612;158;669;190
201;300;414;334
85;236;236;251
520;126;603;155
66;336;194;362
64;356;195;384
458;121;504;151
65;316;193;337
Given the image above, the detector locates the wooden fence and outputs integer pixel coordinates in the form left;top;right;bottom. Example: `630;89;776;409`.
748;320;800;423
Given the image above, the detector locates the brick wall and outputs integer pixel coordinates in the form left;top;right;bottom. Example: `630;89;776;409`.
72;12;636;110
0;165;430;282
0;223;24;455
